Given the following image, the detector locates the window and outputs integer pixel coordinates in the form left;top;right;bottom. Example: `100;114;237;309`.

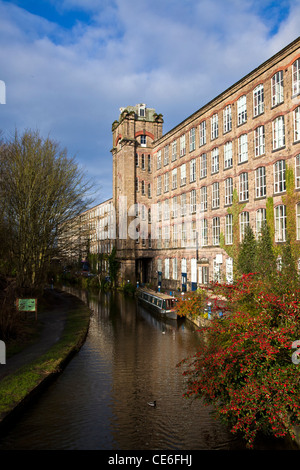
237;95;247;125
172;168;177;189
141;180;145;195
141;154;145;170
180;193;187;216
173;224;178;247
212;217;220;245
240;211;249;241
238;134;248;163
213;258;222;282
156;175;162;195
297;204;300;240
180;164;186;186
139;104;145;117
200;153;207;178
135;177;139;192
211;147;219;174
200;186;207;212
239;172;249;201
189;128;196;152
225;214;233;245
272;71;284;106
254;125;265;157
211;113;219;140
164;200;170;220
157;258;162;273
140;135;146;147
190;158;196;182
294;106;300;142
157;150;161;170
256;208;266;236
141;204;146;221
255;166;266;198
274;160;286;194
180;134;186;156
295;154;300;189
157;202;162;222
164;145;169;166
165;259;170;279
171;140;177;161
172;258;178;280
148;154;151;172
199;265;209;284
212;182;220;209
224;141;233;169
199;121;206;146
148;183;151;198
226;258;233;283
190;189;196;213
273;116;285;149
148;208;151;224
200;219;208;246
223;105;232;133
191;257;197;281
253;84;264;116
225;177;233;205
164;173;169;192
172;197;178;219
292;59;300;96
181;223;187;247
135;153;139;167
275;205;286;242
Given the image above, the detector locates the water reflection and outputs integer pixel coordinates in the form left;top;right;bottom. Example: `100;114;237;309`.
0;288;280;450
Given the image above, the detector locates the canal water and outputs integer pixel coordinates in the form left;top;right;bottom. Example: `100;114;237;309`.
0;289;290;450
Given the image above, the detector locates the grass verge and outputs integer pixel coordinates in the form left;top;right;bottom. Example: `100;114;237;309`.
0;296;91;422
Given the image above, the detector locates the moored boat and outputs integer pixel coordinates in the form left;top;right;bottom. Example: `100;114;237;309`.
136;288;178;320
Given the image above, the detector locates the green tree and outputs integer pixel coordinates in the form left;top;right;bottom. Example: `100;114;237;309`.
280;234;299;292
255;222;277;281
0;130;93;294
237;225;256;275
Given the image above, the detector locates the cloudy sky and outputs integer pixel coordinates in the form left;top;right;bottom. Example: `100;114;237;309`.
0;0;299;205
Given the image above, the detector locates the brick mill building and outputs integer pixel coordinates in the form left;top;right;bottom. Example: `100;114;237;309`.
85;36;300;291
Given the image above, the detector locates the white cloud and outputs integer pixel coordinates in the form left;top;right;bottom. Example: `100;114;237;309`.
0;0;299;203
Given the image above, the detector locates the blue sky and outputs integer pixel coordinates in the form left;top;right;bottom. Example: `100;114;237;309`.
0;0;299;205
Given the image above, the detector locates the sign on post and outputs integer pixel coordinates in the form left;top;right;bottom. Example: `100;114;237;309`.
17;298;37;320
0;340;6;364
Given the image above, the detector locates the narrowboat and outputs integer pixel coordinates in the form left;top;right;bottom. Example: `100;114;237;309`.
136;288;178;320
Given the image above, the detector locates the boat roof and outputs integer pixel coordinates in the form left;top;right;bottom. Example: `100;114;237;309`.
139;288;176;300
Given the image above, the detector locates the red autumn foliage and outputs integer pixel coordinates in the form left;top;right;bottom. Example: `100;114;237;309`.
178;273;300;448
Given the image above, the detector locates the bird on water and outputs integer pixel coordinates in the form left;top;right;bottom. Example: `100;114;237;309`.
147;401;156;407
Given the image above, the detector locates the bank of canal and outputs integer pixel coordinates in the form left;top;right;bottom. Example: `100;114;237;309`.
0;287;295;450
0;289;91;432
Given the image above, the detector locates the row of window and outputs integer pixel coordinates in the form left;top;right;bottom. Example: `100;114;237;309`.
155;107;300;175
137;203;294;250
155;156;299;210
157;257;231;284
156;258;210;282
135;153;152;171
159;60;299;160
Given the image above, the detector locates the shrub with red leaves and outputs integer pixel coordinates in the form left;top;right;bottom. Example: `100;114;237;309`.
179;274;300;448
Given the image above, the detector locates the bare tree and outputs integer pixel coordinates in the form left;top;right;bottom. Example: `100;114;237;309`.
0;129;94;294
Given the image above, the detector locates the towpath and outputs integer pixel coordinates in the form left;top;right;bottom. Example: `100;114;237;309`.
0;289;70;381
